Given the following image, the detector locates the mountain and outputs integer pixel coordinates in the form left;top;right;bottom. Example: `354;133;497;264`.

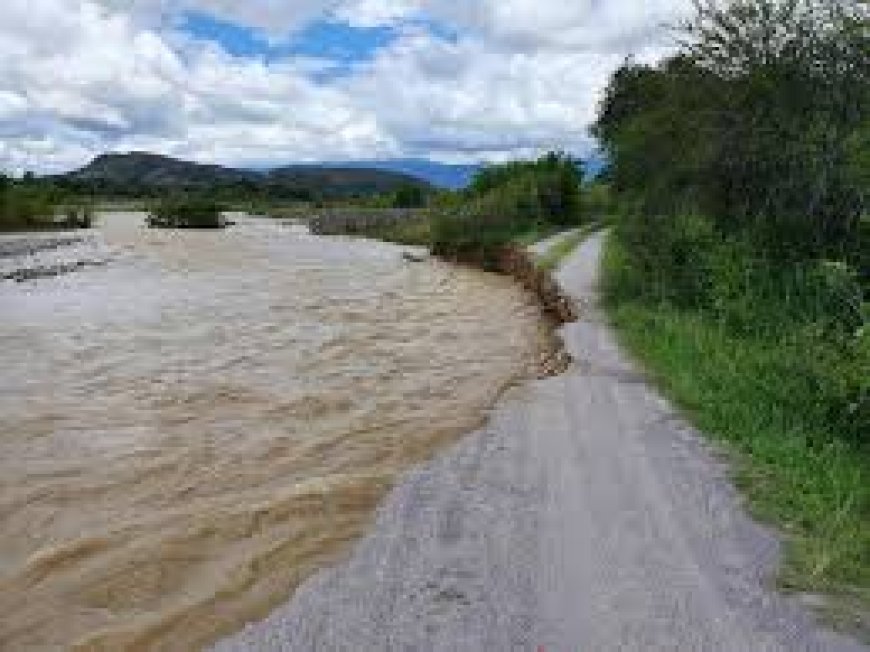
321;160;482;190
56;153;431;198
64;152;253;187
267;165;431;195
55;152;607;198
348;157;606;188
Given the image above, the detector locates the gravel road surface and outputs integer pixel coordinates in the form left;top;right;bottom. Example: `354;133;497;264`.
214;232;865;652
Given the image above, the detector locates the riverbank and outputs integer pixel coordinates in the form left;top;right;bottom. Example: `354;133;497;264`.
215;231;864;650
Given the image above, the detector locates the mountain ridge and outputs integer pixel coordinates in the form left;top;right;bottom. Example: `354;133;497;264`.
55;152;434;198
53;152;605;196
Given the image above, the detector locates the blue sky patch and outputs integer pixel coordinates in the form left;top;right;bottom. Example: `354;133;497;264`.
181;12;266;58
181;11;399;67
289;20;397;63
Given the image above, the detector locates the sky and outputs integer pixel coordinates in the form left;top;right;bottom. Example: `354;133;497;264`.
0;0;690;174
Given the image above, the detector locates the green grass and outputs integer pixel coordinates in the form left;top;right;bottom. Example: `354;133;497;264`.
602;235;870;636
535;222;601;272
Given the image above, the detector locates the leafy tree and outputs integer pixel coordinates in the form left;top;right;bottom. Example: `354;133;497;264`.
147;196;225;229
466;152;584;226
430;152;586;267
595;0;870;447
393;184;425;208
594;0;869;257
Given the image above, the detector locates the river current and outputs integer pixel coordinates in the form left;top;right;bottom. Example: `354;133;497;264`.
0;213;543;650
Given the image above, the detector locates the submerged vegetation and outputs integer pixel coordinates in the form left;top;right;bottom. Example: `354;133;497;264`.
596;0;868;619
147;196;226;229
0;173;92;232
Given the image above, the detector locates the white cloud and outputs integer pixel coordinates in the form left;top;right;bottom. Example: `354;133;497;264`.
344;33;613;161
335;0;420;28
103;0;343;36
0;0;398;173
425;1;688;52
0;0;689;174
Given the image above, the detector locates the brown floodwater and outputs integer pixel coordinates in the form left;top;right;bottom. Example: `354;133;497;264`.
0;213;543;650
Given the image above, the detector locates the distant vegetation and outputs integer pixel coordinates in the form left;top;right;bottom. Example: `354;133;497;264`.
346;152;586;262
317;151;593;270
147;196;226;229
391;184;426;209
429;152;585;269
596;0;868;614
0;153;443;232
0;172;92;232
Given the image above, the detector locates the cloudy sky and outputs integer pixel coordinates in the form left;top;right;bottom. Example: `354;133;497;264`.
0;0;689;174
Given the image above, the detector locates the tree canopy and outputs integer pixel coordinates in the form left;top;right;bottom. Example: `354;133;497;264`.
594;0;869;258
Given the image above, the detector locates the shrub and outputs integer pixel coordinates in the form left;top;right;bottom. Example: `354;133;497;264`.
392;184;426;209
581;182;614;220
0;180;90;232
606;214;870;449
594;0;869;259
468;152;583;226
430;152;585;265
606;211;716;307
147;196;225;229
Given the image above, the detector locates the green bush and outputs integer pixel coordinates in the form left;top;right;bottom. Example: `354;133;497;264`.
594;1;869;260
392;184;426;209
430;204;520;270
467;151;583;226
430;152;585;265
147;196;225;229
581;182;614;220
605;212;869;449
605;211;716;307
0;178;91;232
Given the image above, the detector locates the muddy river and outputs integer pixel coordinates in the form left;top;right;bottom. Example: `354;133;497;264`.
0;213;543;650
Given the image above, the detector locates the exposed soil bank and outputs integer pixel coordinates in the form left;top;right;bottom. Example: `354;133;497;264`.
414;243;578;378
492;246;576;377
214;232;865;651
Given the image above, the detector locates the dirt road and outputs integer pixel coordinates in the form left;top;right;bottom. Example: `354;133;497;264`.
215;232;864;651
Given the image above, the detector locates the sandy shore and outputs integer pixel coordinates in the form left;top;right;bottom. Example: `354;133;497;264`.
214;232;865;651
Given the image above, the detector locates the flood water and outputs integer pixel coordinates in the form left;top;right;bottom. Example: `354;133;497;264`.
0;213;544;650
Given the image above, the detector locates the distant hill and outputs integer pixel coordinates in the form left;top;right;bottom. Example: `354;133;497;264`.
321;160;482;190
267;165;431;196
55;153;432;199
64;153;251;187
53;152;606;198
353;157;605;188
